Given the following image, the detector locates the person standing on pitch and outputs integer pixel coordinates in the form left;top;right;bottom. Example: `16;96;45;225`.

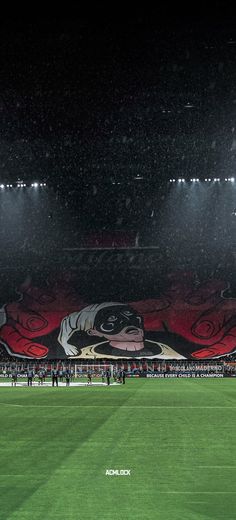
52;368;58;387
38;369;44;386
27;368;34;386
11;369;17;386
87;369;92;385
59;368;64;382
106;368;111;386
65;369;71;387
121;369;126;384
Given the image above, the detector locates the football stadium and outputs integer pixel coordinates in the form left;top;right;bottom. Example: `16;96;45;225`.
1;11;236;520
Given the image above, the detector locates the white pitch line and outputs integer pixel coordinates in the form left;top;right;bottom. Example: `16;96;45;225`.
0;404;236;408
186;501;206;504
159;491;236;494
0;403;23;407
197;466;236;469
0;474;31;477
0;383;111;387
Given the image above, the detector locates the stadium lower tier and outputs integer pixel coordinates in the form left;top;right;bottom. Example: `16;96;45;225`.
0;359;236;378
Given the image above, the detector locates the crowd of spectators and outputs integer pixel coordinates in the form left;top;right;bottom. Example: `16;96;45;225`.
0;357;233;377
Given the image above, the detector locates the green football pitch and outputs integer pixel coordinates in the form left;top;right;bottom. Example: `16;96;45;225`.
0;378;236;520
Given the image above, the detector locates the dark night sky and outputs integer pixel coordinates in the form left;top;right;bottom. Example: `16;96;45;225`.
1;10;236;263
1;11;236;186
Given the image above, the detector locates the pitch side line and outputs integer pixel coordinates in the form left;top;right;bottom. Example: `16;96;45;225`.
159;491;236;494
1;404;236;408
197;466;236;469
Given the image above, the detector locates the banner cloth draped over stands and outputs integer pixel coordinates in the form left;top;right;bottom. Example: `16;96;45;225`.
0;247;236;360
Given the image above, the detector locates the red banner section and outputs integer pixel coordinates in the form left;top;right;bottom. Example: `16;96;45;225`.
0;258;236;360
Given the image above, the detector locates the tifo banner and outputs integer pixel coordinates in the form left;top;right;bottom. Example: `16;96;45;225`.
0;249;236;360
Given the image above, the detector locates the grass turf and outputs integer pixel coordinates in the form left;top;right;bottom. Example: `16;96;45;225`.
0;378;236;520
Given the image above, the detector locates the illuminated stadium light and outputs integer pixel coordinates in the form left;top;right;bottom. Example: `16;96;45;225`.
231;177;235;182
214;178;220;182
184;102;195;108
0;184;4;189
178;178;185;183
31;182;39;187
